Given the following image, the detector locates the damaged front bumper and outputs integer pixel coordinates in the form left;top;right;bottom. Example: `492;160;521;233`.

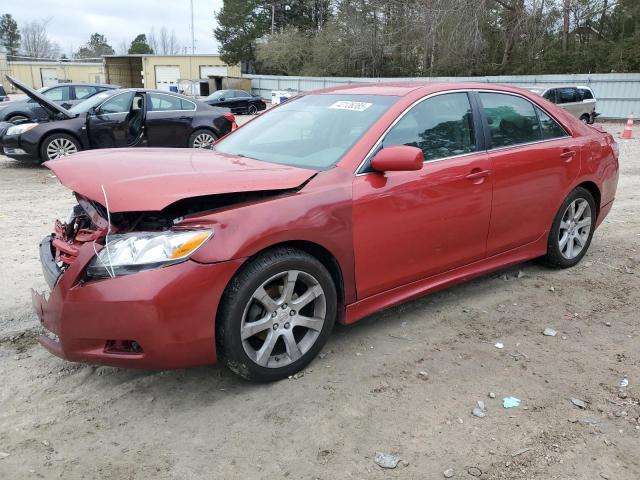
32;238;244;369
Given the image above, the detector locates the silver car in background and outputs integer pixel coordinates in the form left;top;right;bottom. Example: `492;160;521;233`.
528;85;599;124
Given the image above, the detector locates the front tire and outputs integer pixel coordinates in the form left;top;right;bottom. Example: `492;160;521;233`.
189;129;217;148
217;247;337;382
39;133;81;162
247;104;258;115
543;187;596;268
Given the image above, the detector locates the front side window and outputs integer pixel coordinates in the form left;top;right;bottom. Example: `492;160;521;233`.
43;86;70;102
479;92;541;148
382;92;477;161
214;94;398;170
536;107;568;140
98;91;134;114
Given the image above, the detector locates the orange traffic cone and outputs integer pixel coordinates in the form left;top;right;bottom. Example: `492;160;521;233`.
621;112;634;139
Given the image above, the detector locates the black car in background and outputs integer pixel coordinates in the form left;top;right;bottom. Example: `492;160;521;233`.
0;76;237;162
203;89;266;115
0;82;118;124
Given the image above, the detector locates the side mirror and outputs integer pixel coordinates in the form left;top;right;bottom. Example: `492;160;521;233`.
219;97;225;101
371;145;424;172
87;106;97;115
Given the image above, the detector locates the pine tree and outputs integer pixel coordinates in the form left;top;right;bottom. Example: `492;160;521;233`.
0;13;21;56
76;33;115;59
128;34;154;54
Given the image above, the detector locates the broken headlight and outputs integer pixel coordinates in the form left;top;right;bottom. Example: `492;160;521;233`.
85;229;212;280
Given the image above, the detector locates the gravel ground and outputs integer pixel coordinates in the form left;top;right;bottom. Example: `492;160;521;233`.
0;122;638;479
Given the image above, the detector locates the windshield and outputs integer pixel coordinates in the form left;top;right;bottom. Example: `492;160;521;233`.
70;91;115;113
214;94;399;169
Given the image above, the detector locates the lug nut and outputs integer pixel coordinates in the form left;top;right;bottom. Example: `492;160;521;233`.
284;322;290;329
271;311;277;318
289;310;296;316
273;323;279;330
282;303;288;309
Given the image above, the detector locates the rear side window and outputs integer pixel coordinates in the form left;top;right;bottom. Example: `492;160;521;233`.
479;92;541;148
74;85;98;100
382;92;477;161
181;99;196;110
148;93;182;111
579;88;594;100
543;89;557;103
557;88;578;104
536;107;567;140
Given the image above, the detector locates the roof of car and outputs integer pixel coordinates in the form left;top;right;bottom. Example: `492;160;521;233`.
45;83;119;89
313;81;550;97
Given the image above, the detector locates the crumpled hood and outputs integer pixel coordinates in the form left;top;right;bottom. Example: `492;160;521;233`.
45;148;317;212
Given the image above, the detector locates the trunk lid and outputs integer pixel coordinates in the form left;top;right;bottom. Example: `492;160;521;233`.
45;148;318;212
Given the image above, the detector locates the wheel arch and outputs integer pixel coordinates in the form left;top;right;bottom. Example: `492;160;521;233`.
216;240;346;329
38;129;84;159
576;180;601;218
188;126;219;147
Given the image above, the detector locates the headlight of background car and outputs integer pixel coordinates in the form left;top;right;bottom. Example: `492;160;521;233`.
85;229;213;280
6;123;38;136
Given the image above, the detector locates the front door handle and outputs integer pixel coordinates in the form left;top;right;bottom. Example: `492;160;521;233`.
465;169;491;181
560;150;576;162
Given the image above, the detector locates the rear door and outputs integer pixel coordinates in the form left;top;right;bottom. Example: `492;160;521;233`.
352;92;493;298
86;91;135;148
478;91;581;256
145;92;196;147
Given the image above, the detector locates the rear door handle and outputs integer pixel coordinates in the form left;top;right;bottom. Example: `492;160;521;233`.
560;150;576;162
465;169;491;181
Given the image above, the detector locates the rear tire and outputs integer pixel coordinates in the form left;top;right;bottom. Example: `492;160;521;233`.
543;187;596;268
217;247;337;382
248;104;258;115
579;114;590;124
188;129;217;148
39;133;81;162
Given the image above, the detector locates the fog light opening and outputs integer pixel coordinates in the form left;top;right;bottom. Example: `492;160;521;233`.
105;339;144;354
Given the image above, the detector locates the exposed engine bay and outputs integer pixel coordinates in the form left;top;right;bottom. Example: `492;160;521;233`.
51;188;299;272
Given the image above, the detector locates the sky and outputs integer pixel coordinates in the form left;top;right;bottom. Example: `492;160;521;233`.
5;0;224;57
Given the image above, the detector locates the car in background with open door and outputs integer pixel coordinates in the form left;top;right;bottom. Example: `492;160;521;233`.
0;82;118;124
0;76;237;162
203;89;267;115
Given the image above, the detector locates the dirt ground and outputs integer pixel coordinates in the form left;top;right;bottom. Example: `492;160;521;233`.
0;122;638;480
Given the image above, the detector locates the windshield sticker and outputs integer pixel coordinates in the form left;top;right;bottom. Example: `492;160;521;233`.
329;101;373;112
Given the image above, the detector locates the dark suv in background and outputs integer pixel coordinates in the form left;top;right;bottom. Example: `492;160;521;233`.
0;83;118;124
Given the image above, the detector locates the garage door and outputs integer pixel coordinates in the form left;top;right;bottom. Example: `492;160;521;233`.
40;68;58;87
200;66;228;78
155;65;181;92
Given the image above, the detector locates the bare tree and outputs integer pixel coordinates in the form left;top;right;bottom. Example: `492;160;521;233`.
117;39;129;55
147;27;158;53
21;18;60;59
159;27;180;55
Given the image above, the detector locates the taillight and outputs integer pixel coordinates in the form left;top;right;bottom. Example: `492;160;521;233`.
223;113;238;131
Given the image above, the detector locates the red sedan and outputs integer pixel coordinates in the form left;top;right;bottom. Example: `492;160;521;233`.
33;82;619;381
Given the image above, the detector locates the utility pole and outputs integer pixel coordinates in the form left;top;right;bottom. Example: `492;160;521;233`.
190;0;196;54
271;4;275;35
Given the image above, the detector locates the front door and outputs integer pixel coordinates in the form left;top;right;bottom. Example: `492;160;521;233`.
352;92;493;299
86;91;135;148
145;93;196;147
477;92;582;256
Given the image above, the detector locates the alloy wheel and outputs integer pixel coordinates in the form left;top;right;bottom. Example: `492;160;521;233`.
192;132;215;148
558;198;592;259
248;104;258;115
46;138;77;160
241;270;327;368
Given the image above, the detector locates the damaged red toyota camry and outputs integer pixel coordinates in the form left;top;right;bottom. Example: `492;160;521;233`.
33;83;619;381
